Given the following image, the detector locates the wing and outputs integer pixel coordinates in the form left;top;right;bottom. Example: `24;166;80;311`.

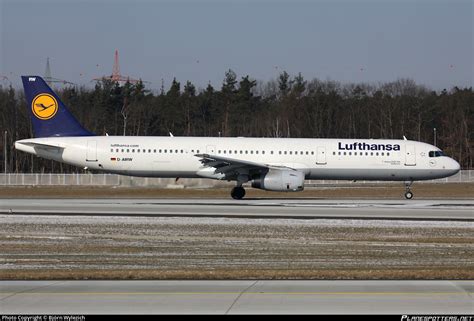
194;153;294;180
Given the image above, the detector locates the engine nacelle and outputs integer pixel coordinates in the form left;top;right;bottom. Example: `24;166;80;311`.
251;169;304;192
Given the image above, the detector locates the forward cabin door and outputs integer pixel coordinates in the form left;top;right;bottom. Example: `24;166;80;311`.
86;140;98;162
404;144;416;166
316;146;327;165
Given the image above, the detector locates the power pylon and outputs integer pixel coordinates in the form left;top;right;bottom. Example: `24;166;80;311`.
44;57;74;86
93;50;141;84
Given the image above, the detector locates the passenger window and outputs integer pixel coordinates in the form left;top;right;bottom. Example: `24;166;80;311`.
127;149;130;153
311;151;314;155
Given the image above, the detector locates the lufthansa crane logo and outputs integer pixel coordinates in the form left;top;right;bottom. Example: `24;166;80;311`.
32;93;58;120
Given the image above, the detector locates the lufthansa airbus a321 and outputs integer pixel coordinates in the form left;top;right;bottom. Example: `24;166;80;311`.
15;76;460;199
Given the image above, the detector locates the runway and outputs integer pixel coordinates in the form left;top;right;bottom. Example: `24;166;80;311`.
1;198;473;220
1;280;473;314
1;197;473;305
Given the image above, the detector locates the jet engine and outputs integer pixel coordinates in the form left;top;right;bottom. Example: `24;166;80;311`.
251;169;304;192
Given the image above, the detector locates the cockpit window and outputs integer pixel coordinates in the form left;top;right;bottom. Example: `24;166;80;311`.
429;150;446;157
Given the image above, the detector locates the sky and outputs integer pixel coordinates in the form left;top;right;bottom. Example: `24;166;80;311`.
0;0;472;91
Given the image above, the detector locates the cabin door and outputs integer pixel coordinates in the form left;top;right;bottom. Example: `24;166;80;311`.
404;144;416;166
316;146;327;165
86;140;98;162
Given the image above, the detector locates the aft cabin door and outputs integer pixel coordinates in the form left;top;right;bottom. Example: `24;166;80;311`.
86;140;98;162
404;144;416;166
316;147;327;165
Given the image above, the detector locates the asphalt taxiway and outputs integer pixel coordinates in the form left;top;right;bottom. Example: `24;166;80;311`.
1;280;473;314
0;198;473;220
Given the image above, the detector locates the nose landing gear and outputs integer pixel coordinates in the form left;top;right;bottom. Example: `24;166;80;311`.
404;181;414;199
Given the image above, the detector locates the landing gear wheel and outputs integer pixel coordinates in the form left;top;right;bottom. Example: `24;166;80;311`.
231;186;246;200
404;181;414;200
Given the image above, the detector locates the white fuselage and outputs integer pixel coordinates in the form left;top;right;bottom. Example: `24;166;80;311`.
15;136;460;182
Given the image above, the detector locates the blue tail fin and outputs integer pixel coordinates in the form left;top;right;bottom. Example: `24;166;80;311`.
21;76;94;137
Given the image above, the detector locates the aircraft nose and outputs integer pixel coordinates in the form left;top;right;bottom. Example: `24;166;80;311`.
449;158;461;173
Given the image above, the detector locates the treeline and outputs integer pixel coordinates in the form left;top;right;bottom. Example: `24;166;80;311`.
0;70;472;173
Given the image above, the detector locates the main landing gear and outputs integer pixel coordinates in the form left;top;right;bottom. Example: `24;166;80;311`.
231;174;249;200
404;181;414;199
231;186;246;200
